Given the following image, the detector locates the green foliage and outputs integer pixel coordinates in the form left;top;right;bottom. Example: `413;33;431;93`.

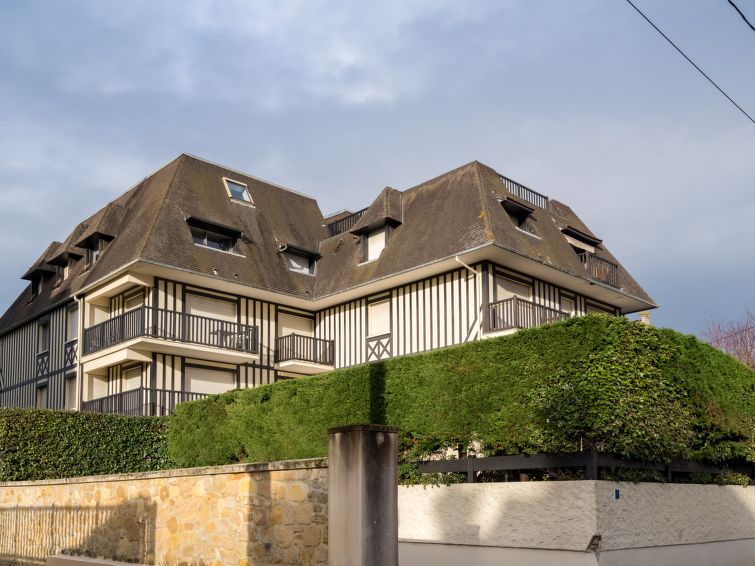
167;315;755;481
0;408;173;481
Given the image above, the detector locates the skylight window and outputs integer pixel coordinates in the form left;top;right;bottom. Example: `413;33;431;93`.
186;216;243;255
223;177;253;204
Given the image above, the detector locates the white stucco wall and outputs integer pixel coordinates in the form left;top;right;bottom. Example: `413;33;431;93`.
399;480;755;565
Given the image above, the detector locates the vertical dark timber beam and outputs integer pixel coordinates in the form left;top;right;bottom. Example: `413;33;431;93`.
328;424;399;566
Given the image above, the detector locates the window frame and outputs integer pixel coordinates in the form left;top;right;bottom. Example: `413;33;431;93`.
283;250;315;275
222;177;254;206
66;305;79;342
37;318;50;354
367;298;391;338
190;226;240;255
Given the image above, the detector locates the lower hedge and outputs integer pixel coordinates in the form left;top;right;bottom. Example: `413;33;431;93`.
0;409;173;481
167;315;755;475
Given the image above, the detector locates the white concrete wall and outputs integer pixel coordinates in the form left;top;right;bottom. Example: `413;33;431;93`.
398;481;755;566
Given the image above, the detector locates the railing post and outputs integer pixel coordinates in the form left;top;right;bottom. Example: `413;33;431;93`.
513;296;520;329
467;455;477;483
328;424;398;566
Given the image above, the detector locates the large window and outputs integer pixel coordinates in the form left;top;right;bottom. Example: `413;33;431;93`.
560;295;576;317
64;375;77;410
37;320;50;353
186;365;236;395
495;276;532;301
122;364;142;391
36;384;48;409
66;306;79;342
365;228;386;262
368;299;391;337
124;289;144;312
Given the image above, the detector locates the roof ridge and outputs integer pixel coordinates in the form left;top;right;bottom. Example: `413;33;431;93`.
134;155;186;263
180;153;319;202
472;161;495;241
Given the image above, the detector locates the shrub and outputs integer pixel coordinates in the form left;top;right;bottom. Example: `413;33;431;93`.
0;409;173;481
166;315;755;476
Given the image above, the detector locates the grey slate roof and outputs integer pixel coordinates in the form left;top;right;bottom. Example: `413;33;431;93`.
0;155;655;335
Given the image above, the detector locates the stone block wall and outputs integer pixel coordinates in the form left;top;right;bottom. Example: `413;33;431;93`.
0;459;328;566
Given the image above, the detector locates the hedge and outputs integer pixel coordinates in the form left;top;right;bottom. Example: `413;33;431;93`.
0;409;173;481
167;315;755;475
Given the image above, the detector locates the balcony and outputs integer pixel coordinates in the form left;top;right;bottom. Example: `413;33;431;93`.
82;307;259;365
577;251;619;288
487;296;569;333
274;334;335;375
81;387;209;417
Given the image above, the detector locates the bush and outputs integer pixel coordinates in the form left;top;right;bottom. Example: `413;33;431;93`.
167;315;755;475
0;409;173;481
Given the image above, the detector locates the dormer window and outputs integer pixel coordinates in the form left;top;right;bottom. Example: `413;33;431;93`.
278;244;318;275
223;177;253;205
501;198;538;237
365;228;386;262
187;216;242;255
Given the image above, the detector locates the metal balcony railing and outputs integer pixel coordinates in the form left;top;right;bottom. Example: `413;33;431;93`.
487;296;569;332
81;387;209;417
82;306;259;356
275;334;335;366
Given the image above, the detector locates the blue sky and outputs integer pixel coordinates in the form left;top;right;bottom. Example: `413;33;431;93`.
0;0;753;335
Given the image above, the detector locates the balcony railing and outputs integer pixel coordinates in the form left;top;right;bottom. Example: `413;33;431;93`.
499;175;549;210
577;251;619;288
487;297;569;332
326;208;368;236
83;307;259;356
274;334;335;366
81;387;209;417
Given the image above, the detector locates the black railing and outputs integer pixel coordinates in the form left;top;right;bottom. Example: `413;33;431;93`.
83;307;259;356
36;351;50;377
418;452;755;484
499;175;549;210
487;297;568;332
326;208;368;236
81;387;209;417
275;334;335;366
577;251;619;288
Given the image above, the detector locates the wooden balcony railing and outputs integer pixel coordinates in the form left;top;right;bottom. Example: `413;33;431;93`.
326;208;368;236
487;297;569;332
366;333;392;362
80;387;209;417
274;334;335;366
499;175;549;210
577;251;619;288
82;307;259;356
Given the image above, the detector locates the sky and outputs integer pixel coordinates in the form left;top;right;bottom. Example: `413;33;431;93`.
0;0;753;336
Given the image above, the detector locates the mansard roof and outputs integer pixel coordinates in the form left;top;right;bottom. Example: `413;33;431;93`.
0;154;656;335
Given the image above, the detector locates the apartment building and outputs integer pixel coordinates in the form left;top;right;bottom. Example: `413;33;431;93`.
0;155;656;415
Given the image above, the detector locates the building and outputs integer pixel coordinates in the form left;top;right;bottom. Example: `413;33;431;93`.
0;155;656;415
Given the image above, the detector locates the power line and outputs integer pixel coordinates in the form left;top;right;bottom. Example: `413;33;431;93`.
623;0;755;126
708;323;755;345
728;0;755;32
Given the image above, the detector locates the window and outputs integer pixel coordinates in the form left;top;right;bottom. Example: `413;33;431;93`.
37;320;50;353
36;384;48;409
365;228;386;262
30;276;43;300
191;227;236;253
66;306;79;341
368;299;391;337
122;364;142;391
495;276;532;301
124;289;144;312
561;296;576;317
502;198;538;237
284;252;315;275
64;375;77;410
185;365;236;395
223;178;253;204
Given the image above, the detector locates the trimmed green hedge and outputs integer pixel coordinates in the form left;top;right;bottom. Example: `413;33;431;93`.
0;409;173;481
168;315;755;474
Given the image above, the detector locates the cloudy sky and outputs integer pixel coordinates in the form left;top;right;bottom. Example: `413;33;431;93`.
0;0;752;335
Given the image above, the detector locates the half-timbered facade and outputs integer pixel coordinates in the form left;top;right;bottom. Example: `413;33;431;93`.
0;155;655;415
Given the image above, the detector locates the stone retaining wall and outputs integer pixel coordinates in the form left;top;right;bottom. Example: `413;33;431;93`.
0;459;328;566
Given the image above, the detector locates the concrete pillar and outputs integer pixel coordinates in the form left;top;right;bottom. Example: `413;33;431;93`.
328;424;399;566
